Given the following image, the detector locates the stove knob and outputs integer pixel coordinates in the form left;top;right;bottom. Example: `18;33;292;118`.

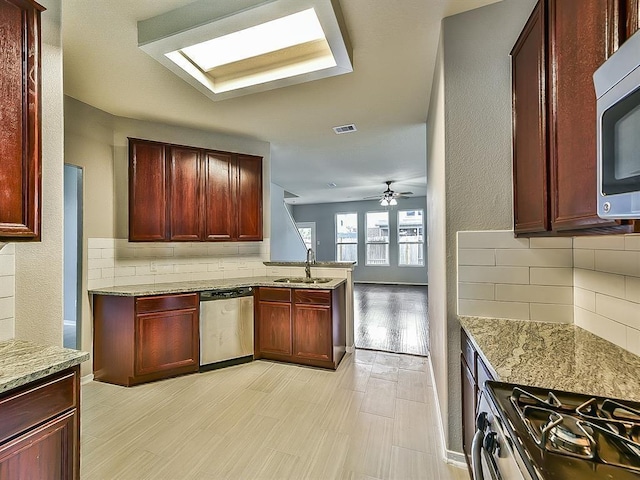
476;412;488;431
483;432;499;455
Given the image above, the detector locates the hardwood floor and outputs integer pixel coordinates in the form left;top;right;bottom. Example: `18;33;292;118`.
80;351;468;479
354;284;429;356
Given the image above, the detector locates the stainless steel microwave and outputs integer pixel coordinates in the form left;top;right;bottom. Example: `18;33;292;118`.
594;29;640;219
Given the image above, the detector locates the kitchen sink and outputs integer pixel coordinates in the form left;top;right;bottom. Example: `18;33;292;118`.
274;277;332;284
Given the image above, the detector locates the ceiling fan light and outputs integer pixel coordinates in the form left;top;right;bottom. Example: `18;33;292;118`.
380;198;389;206
389;198;397;206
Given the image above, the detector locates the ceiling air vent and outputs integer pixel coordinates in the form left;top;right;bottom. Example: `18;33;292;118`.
332;124;357;134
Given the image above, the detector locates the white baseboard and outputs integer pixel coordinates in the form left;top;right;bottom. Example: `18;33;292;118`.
80;373;94;385
346;345;355;353
427;356;467;468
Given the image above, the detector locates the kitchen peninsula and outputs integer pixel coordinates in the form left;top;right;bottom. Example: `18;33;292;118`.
90;269;350;386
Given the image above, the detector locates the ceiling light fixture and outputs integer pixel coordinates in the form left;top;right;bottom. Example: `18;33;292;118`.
138;0;353;101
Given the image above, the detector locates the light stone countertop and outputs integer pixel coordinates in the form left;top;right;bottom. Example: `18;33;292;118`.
89;276;347;297
263;261;355;268
460;316;640;402
0;340;89;394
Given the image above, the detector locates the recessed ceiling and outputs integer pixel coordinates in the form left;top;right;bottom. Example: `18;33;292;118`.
138;0;353;100
62;0;501;205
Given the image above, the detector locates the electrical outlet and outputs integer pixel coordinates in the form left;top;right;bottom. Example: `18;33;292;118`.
150;261;157;273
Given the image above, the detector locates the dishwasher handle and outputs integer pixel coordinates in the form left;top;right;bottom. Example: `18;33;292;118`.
200;287;253;301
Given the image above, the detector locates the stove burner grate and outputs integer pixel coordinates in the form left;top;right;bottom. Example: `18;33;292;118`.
511;387;640;473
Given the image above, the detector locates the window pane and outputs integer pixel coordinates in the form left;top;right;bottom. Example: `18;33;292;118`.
336;213;357;263
366;244;389;265
366;212;389;243
398;209;424;266
337;244;357;262
336;213;357;244
399;243;424;266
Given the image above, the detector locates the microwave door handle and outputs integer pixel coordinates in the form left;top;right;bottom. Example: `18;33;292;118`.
471;429;485;480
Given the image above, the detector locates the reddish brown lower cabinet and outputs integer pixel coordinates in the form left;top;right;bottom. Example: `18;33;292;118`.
0;367;80;480
460;328;494;475
254;285;346;370
93;293;199;386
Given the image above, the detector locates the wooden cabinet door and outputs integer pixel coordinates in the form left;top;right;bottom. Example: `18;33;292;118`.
0;0;44;240
511;1;549;234
461;357;476;470
203;151;235;241
625;0;640;39
168;146;201;241
129;139;167;241
0;410;77;480
236;154;263;241
256;301;292;356
548;0;620;231
293;304;332;362
135;308;199;376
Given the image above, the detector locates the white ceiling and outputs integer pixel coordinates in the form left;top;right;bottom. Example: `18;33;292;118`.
62;0;499;204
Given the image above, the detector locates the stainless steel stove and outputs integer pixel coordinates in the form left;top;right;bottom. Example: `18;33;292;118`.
473;381;640;480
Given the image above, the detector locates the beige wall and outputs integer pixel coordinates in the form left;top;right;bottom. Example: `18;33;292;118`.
64;97;271;377
427;0;537;456
426;28;450;452
0;244;15;340
15;0;65;346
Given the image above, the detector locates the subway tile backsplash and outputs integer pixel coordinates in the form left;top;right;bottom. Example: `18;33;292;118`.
458;231;574;324
458;230;640;357
87;238;271;290
0;243;16;341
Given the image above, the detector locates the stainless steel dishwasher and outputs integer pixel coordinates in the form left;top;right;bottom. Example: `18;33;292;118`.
199;287;254;371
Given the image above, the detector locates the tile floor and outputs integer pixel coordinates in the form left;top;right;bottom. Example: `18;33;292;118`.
80;350;469;479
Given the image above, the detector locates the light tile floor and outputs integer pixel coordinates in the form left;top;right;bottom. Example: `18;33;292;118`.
80;350;469;480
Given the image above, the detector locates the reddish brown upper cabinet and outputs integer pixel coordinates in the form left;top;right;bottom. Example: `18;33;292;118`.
511;0;637;236
129;139;167;241
168;146;202;241
0;0;45;241
236;154;264;241
511;1;549;234
128;138;263;242
625;0;640;39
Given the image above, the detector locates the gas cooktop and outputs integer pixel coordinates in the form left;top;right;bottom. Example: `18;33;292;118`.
485;381;640;480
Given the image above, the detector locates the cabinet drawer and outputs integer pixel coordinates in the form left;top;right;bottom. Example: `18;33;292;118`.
293;289;331;305
0;369;77;444
136;293;198;313
258;287;291;303
460;329;476;376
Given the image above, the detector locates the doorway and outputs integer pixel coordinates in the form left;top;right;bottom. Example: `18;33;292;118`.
354;283;429;356
296;221;316;251
64;164;83;349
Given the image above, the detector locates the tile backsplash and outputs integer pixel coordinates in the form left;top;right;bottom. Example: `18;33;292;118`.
573;235;640;356
0;243;15;341
457;230;640;356
458;231;574;323
87;238;271;290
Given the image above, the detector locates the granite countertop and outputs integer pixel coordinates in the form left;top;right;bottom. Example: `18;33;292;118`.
89;275;347;297
0;340;89;394
263;261;355;268
460;316;640;402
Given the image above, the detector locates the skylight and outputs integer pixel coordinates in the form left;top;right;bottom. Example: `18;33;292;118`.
139;0;352;101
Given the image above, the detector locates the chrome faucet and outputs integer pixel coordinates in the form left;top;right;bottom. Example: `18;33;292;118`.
305;248;315;279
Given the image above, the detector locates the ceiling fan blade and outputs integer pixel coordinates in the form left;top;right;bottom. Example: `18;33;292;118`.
363;194;383;200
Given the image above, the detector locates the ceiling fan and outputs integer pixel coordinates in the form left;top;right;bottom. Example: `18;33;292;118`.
364;181;413;206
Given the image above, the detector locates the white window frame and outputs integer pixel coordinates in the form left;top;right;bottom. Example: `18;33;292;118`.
335;212;358;264
365;211;389;266
398;209;424;267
